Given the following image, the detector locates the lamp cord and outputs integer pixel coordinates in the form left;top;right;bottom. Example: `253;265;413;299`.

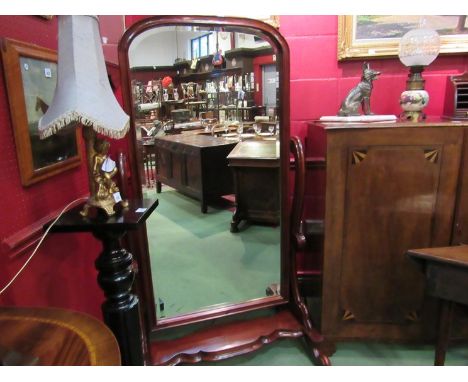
0;197;88;296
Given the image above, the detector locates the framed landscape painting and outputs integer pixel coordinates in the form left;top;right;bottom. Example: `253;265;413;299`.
1;38;81;186
338;15;468;60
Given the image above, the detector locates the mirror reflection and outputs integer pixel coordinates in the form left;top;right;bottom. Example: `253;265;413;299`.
129;25;281;321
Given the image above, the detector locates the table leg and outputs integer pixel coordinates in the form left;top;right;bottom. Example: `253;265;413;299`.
201;197;208;214
434;299;454;366
93;230;145;366
230;205;242;233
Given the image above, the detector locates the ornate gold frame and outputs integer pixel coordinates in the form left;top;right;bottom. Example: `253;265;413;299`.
227;15;279;29
338;15;468;61
258;16;280;29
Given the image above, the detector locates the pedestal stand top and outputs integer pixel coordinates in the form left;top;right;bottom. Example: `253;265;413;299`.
45;198;158;233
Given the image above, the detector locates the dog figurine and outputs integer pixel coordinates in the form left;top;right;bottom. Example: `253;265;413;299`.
338;62;380;116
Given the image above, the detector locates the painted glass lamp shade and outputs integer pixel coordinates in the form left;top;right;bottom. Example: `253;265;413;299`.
398;27;440;122
38;15;130;216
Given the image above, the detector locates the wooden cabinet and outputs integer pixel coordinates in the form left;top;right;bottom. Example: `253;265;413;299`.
153;134;237;213
319;119;468;341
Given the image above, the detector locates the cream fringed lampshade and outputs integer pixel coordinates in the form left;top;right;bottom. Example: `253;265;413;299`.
38;15;130;216
38;15;129;139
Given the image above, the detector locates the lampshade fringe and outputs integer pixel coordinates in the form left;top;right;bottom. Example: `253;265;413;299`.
39;111;130;140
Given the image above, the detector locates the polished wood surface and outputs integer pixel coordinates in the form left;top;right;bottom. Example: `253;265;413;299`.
155;133;235;148
452;128;468;245
154;134;237;213
407;245;468;365
228;140;280;231
151;309;303;365
46;199;158;232
320;117;468;129
408;245;468;270
321;120;468;341
227;139;279;161
0;306;120;365
288;137;334;363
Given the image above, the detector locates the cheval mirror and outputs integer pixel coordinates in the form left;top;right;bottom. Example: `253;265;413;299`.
118;15;330;365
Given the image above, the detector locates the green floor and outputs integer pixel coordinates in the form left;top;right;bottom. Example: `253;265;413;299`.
200;339;468;366
143;186;468;366
145;187;280;319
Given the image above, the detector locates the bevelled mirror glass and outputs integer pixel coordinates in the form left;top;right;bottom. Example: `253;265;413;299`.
119;16;290;331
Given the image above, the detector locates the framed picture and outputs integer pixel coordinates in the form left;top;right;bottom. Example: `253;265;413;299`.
338;15;468;61
1;38;82;186
258;16;280;29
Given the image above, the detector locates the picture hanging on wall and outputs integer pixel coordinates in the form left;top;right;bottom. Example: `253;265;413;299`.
338;15;468;61
1;38;82;186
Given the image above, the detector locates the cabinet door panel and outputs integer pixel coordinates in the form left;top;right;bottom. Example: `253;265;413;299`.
452;129;468;245
341;146;439;324
185;154;202;193
323;127;463;340
157;149;172;180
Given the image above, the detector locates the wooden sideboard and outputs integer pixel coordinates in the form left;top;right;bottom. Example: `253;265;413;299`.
153;134;237;213
316;119;468;341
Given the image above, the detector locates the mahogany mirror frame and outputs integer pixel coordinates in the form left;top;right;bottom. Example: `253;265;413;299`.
118;15;291;330
118;16;330;366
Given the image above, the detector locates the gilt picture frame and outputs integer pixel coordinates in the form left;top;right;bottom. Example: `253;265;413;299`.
1;38;81;186
338;15;468;61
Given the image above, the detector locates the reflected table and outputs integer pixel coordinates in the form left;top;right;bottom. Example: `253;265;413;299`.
227;140;280;232
154;135;237;213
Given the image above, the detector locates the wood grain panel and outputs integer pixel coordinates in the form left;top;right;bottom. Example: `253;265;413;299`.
341;145;439;323
185;154;202;193
0;307;120;366
322;124;464;340
452;128;468;245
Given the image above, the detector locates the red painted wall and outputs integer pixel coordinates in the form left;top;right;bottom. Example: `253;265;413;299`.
0;16;125;319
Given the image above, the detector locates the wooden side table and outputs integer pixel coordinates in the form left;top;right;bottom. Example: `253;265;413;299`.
227;140;280;232
46;199;158;366
407;245;468;365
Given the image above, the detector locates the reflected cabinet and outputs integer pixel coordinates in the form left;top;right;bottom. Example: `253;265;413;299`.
320;119;468;341
154;134;236;213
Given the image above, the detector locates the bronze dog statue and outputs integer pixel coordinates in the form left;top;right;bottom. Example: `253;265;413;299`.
338;62;380;116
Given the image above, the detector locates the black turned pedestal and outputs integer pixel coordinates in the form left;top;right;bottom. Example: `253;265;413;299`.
46;199;158;366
